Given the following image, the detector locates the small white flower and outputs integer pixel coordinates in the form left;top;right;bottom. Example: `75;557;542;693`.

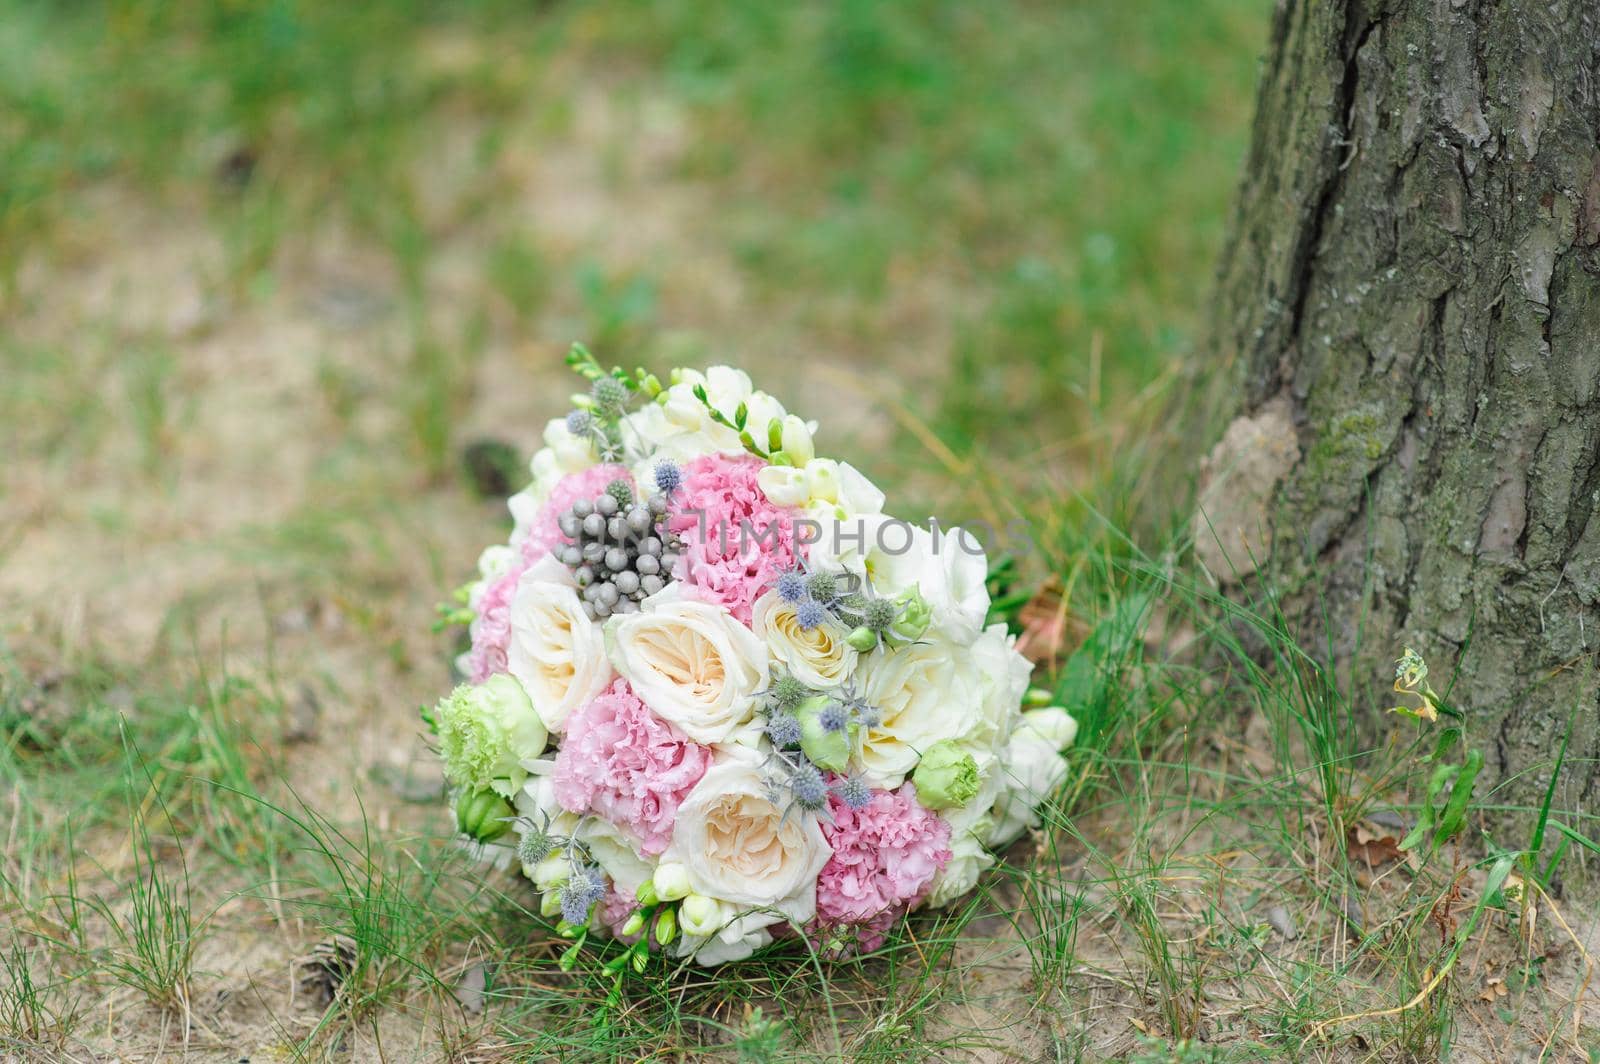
986;722;1071;848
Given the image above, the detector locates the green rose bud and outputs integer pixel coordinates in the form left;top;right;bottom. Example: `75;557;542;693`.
795;695;854;772
454;788;515;842
913;740;981;810
845;625;879;652
890;588;933;643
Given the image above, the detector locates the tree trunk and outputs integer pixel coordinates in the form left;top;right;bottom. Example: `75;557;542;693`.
1197;0;1600;809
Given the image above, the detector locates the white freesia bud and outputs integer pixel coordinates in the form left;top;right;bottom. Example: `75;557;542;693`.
540;890;563;919
780;414;815;464
678;894;729;937
1019;707;1078;751
653;861;693;901
805;459;841;505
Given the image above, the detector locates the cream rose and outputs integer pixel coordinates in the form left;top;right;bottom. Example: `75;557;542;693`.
605;588;767;744
506;555;613;733
666;752;831;916
750;589;858;689
856;635;984;788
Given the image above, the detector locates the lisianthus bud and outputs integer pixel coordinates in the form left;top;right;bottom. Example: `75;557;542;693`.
455;789;515;842
912;740;981;810
845;625;879;652
1019;707;1078;751
890;588;933;642
780;415;816;465
678;894;727;937
433;673;548;797
652;861;692;901
654;906;678;946
620;911;647;938
796;695;854;772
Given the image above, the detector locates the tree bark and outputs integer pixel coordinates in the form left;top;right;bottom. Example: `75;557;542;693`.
1198;0;1600;809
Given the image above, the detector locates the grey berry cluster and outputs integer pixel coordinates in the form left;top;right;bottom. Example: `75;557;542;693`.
555;479;680;620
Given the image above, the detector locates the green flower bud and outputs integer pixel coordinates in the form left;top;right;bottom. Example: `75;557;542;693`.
434;673;547;797
654;906;678;946
559;941;582;971
891;588;933;642
631;947;649;973
619;911;646;938
912;740;981;810
540;891;563;919
635;879;659;907
845;625;879;652
454;789;515;842
1024;687;1054;709
796;695;854;773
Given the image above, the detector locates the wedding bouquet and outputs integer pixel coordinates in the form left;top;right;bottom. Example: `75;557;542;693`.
426;346;1077;970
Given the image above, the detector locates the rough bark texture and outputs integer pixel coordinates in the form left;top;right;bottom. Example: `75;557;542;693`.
1201;0;1600;808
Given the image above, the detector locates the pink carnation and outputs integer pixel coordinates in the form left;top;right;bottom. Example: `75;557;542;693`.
666;454;802;624
813;783;951;950
552;679;711;856
465;464;630;683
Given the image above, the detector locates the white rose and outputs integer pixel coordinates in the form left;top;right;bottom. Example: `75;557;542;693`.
856;635;984;788
749;589;858;690
666;751;831;916
506;555;613;733
966;625;1035;752
605;588;767;744
986;725;1070;848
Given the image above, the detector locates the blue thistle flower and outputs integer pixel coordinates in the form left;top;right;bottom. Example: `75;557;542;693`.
565;410;593;436
834;776;872;810
775;569;808;604
766;713;803;747
795;600;826;631
818;702;849;734
769;674;808;709
591;376;628;413
653;459;683;496
862;596;899;632
805;571;839;604
789;763;828;810
559;866;606;926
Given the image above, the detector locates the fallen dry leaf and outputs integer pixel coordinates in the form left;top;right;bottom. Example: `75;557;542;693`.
1015;576;1086;671
1346;822;1406;866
